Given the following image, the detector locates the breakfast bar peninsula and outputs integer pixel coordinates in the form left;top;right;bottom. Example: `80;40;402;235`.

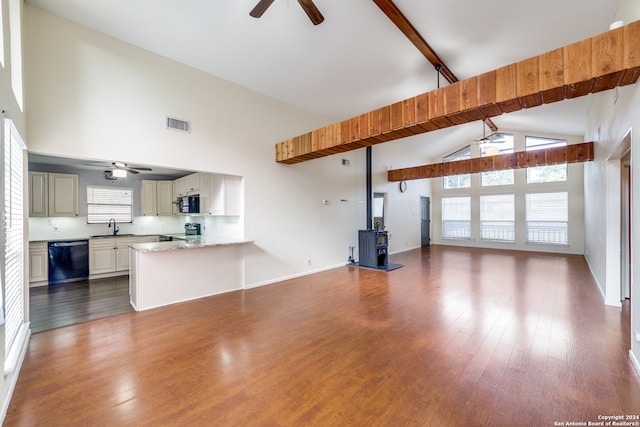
129;236;253;311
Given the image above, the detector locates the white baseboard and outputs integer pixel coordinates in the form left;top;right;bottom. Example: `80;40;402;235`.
1;323;31;425
245;247;421;290
583;255;609;303
245;262;346;289
630;350;640;378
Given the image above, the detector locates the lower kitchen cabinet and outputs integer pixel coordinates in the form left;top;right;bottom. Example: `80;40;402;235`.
29;241;48;284
89;236;138;275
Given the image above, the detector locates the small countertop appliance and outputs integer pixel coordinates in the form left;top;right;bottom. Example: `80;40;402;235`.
185;223;201;236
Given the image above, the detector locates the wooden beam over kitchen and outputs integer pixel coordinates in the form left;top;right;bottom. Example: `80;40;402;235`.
387;141;593;181
275;21;640;164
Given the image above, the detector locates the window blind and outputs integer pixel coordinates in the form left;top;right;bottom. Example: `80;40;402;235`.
87;186;133;223
480;194;515;242
526;192;568;244
442;196;471;240
4;119;26;359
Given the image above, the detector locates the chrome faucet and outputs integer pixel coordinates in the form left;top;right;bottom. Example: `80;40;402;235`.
108;218;119;236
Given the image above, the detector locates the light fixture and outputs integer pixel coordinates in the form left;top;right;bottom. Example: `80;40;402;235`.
112;168;127;178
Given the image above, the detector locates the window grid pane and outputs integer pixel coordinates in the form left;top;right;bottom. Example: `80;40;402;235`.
526;136;567;183
481;134;515;187
480;194;515;242
443;146;471;189
87;186;133;223
442;196;471;240
526;192;568;244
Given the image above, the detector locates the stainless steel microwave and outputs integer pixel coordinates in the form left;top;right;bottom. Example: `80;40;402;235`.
178;195;200;214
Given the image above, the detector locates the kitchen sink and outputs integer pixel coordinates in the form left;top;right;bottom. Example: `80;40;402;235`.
90;234;137;238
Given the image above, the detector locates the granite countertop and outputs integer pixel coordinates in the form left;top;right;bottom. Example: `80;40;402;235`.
130;236;253;253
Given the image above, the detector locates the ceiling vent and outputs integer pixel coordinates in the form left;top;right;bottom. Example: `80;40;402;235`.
166;116;191;133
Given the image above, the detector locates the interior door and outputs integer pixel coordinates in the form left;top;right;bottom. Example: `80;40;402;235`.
421;197;430;246
621;155;631;300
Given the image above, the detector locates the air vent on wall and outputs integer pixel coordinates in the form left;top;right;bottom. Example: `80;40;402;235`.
166;116;191;133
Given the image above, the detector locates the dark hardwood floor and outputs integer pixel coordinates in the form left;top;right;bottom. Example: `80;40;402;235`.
7;246;640;426
29;275;134;333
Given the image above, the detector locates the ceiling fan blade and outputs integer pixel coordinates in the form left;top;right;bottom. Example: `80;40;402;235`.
297;0;324;25
250;0;276;18
125;168;140;174
129;166;153;172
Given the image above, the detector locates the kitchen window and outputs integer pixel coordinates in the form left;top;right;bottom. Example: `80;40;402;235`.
87;186;133;223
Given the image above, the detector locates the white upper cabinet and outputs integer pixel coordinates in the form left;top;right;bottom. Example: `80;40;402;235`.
141;180;158;216
48;173;79;217
173;173;201;198
142;180;174;216
29;172;48;217
156;181;174;216
200;173;242;216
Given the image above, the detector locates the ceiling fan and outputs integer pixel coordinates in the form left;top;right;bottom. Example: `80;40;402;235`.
83;161;152;175
473;119;506;145
250;0;324;25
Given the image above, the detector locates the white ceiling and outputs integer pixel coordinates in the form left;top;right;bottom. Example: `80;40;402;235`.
25;0;620;161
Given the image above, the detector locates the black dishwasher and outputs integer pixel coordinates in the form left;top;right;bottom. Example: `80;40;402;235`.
47;240;89;285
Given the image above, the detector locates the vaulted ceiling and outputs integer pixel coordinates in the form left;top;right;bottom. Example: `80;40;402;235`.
26;0;621;160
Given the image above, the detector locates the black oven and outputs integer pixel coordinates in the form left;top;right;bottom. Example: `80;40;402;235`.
178;195;200;214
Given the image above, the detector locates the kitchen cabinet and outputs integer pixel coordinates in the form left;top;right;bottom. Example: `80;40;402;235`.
174;173;201;198
89;236;137;275
116;237;137;271
89;238;116;275
29;172;79;217
156;181;174;216
48;173;79;217
29;241;48;284
141;180;158;216
29;172;48;217
142;180;174;216
200;174;243;216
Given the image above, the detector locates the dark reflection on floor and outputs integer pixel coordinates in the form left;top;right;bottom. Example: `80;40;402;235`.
29;275;134;333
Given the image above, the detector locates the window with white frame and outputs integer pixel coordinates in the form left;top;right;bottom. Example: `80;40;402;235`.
481;133;515;186
87;186;133;223
526;136;567;183
480;194;515;242
442;146;470;189
526;192;568;245
442;196;471;240
4;119;27;366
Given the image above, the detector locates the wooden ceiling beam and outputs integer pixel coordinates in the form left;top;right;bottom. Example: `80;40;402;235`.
387;142;593;181
372;0;456;83
275;21;640;164
371;0;497;132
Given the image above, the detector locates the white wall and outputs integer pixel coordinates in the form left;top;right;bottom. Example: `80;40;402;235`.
370;142;431;255
583;0;640;375
24;6;426;290
430;129;585;255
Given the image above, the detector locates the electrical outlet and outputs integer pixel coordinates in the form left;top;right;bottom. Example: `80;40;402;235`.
635;330;640;343
307;259;312;266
